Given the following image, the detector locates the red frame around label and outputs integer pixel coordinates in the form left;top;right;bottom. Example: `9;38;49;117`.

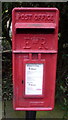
23;59;45;98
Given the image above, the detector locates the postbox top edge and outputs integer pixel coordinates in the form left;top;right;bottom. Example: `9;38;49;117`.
12;7;59;13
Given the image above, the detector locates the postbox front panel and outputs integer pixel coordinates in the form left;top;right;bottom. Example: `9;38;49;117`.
12;8;59;111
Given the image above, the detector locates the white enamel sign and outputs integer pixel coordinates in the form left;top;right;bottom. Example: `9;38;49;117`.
25;64;43;95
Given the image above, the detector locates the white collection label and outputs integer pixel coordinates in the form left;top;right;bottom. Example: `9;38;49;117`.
25;64;43;95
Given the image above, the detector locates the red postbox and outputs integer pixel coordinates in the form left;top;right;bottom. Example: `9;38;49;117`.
12;8;59;111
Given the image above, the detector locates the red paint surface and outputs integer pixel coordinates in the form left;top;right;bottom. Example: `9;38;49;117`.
12;8;59;111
